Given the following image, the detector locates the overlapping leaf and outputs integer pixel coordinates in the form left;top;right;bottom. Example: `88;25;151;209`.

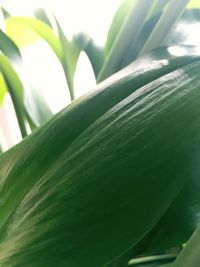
172;225;200;266
0;48;200;266
74;33;104;79
99;0;191;82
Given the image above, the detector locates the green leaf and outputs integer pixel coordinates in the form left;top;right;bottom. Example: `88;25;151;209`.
0;50;200;266
172;225;200;267
104;0;169;71
130;121;200;255
119;7;200;73
164;9;200;46
6;17;62;60
74;33;104;78
0;28;22;105
34;8;53;28
0;72;7;105
1;7;11;19
54;17;80;100
0;29;21;61
98;0;154;82
159;264;173;267
0;53;27;137
140;0;191;55
119;13;162;69
104;0;136;57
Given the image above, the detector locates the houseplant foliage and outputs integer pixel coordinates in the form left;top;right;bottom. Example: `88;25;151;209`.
0;0;200;266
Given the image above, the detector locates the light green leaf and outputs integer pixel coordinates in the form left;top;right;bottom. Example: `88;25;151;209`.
0;27;22;105
104;0;136;57
0;49;200;266
187;0;200;9
0;73;7;105
0;53;27;137
6;17;62;61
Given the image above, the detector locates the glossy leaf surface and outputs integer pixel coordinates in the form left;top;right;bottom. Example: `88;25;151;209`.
0;55;200;266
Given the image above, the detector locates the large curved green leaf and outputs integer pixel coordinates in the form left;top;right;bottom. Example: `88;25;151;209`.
0;52;200;266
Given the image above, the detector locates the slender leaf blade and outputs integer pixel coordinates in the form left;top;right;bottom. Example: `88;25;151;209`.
6;17;62;60
0;53;27;137
75;33;104;79
0;29;21;61
0;73;7;105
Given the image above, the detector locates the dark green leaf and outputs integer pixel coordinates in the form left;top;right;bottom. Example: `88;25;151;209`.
0;51;200;266
0;29;21;62
172;226;200;267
